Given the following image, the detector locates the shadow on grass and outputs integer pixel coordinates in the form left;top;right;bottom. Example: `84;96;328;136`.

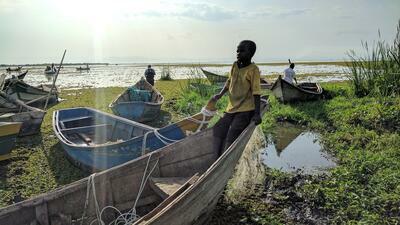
46;142;86;186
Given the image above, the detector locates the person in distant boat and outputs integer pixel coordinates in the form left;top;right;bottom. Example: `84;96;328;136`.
283;63;297;84
212;40;262;155
144;65;156;86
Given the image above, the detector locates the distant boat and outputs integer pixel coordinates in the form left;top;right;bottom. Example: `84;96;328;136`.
44;66;57;75
0;96;269;225
2;70;28;89
53;103;215;171
76;65;90;71
271;75;323;103
201;68;227;85
0;92;45;136
0;122;22;161
201;68;272;89
5;66;22;72
109;79;164;122
3;79;59;108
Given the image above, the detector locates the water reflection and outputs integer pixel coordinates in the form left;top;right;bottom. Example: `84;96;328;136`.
262;123;335;174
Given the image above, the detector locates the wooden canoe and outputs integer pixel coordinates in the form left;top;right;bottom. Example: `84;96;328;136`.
5;66;22;72
3;79;59;108
0;96;269;225
0;92;46;136
3;70;28;88
44;67;57;75
271;75;323;103
109;79;164;122
201;68;227;85
76;66;90;71
53;103;214;172
201;68;272;89
0;122;22;161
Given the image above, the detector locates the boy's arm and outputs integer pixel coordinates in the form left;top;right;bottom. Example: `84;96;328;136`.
212;80;229;101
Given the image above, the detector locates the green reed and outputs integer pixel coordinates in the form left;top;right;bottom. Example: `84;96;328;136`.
347;20;400;97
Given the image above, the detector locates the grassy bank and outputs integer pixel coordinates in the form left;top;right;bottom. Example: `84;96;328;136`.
1;79;399;224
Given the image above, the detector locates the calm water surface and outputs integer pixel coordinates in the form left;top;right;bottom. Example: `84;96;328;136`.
1;64;348;89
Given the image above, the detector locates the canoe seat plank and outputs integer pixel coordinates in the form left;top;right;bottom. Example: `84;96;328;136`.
60;116;93;124
149;175;199;200
136;173;200;223
60;124;112;133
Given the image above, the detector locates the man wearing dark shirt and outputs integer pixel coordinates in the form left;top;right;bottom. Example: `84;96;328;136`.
144;65;156;86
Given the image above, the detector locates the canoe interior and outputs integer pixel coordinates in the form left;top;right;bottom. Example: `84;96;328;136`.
114;80;163;105
54;106;213;171
3;80;58;108
110;79;164;122
55;107;154;146
0;92;45;136
0;128;218;225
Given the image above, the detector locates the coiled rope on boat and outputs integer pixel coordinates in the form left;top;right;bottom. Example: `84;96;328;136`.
81;154;159;225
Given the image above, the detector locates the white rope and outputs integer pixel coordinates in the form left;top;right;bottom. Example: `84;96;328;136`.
81;154;159;225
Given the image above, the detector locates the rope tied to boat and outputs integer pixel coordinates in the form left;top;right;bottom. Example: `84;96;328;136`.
141;105;218;155
81;153;159;225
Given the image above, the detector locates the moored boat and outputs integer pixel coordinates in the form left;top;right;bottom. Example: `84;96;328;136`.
44;66;57;75
0;96;269;225
0;92;46;136
0;122;22;161
76;64;90;71
5;66;22;72
271;75;323;103
201;68;227;85
3;79;59;108
54;100;215;171
109;79;164;122
201;68;272;89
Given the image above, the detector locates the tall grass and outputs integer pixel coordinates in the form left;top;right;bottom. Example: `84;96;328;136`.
347;20;400;97
159;64;173;81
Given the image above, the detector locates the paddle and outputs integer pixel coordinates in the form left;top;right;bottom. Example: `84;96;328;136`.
44;49;66;110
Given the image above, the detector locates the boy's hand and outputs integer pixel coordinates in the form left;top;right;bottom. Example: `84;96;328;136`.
252;114;262;125
212;94;222;102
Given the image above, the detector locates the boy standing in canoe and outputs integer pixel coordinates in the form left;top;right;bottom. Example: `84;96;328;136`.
212;40;262;154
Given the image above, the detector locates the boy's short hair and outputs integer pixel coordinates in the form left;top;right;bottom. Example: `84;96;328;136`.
240;40;257;57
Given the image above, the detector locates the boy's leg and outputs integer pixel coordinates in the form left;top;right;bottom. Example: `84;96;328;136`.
213;113;234;155
224;111;254;151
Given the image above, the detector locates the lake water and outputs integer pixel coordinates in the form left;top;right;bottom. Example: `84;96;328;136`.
1;64;349;89
261;123;336;174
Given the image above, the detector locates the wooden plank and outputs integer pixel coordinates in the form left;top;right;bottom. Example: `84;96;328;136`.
35;203;49;225
149;177;191;199
136;174;199;223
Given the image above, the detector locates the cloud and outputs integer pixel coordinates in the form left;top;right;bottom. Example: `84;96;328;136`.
173;3;237;21
122;1;311;22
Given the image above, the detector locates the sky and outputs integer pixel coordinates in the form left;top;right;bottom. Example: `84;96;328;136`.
0;0;399;64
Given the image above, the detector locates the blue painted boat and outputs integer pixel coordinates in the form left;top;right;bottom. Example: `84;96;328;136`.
53;104;215;172
0;122;22;161
109;79;164;122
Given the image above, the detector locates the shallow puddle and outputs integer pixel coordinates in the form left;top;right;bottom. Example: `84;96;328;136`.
261;123;336;174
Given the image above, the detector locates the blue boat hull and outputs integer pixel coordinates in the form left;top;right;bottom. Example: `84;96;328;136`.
53;107;186;172
110;101;161;122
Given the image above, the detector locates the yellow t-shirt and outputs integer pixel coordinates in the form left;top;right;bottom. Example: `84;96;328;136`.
225;62;262;113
